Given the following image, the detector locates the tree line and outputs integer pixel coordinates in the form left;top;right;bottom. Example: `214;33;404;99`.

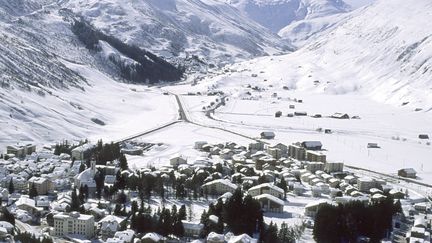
313;197;402;242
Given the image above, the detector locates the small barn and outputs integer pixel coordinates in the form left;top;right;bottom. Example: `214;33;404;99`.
398;168;417;179
260;131;275;139
331;113;350;119
418;134;429;139
294;111;307;116
301;141;323;151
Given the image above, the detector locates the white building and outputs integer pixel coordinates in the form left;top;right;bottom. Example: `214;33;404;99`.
248;183;284;199
169;155;187;167
71;143;95;161
253;194;284;213
28;177;50;195
53;211;95;239
202;179;238;195
74;161;97;194
182;220;204;238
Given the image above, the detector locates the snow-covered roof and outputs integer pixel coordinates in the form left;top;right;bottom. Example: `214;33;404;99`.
202;179;238;190
99;215;125;224
248;183;284;194
142;232;163;242
207;232;224;242
228;233;257;243
71;143;95;152
209;215;219;224
182;220;204;230
113;229;134;242
253;193;284;206
15;196;36;208
302;141;322;148
399;168;417;174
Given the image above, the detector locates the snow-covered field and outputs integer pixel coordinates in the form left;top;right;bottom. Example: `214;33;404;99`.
162;65;432;183
0;62;178;150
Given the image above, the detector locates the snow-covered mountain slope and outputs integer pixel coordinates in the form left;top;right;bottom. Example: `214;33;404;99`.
203;0;432;110
220;0;352;47
63;0;292;68
0;0;179;148
343;0;375;9
278;12;348;47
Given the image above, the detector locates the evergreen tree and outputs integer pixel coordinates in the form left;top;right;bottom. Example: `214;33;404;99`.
1;207;15;225
116;191;127;205
278;222;295;243
176;184;186;199
94;169;105;199
70;189;81;212
114;204;123;216
29;183;38;199
277;177;288;198
79;163;86;173
131;201;139;215
262;222;279;243
8;178;14;194
178;205;187;221
119;154;128;171
173;216;185;237
83;185;89;200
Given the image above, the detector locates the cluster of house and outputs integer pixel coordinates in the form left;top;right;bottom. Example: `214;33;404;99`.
0;136;429;242
391;202;432;242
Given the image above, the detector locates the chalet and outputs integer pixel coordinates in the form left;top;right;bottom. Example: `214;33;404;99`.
398;168;417;179
305;200;328;217
301;141;323;151
293;183;305;196
99;215;126;239
15;196;38;215
182;220;203;238
248;183;284;199
169;155;187;167
142;233;164;243
111;229;134;243
207;232;225;243
254;194;284;213
229;234;257;243
202;179;238;195
260;131;275;139
331;113;349;119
